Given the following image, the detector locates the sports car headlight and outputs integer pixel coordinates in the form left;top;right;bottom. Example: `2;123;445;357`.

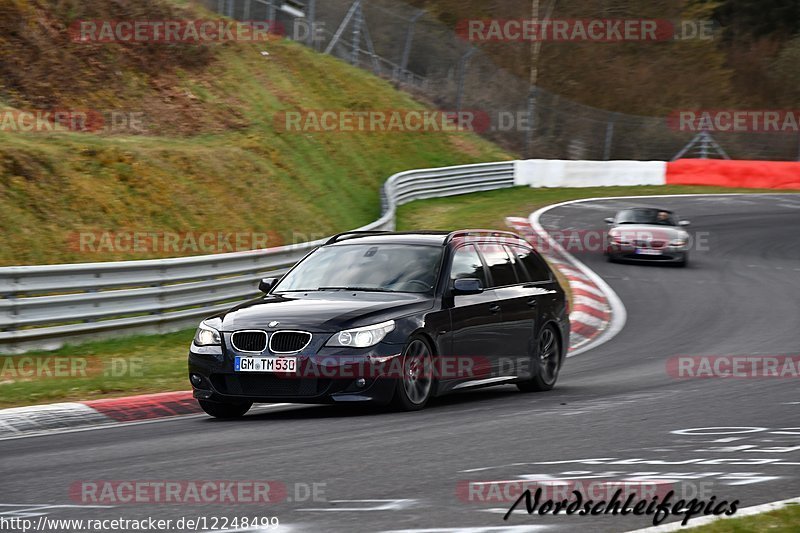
194;322;221;346
327;320;396;348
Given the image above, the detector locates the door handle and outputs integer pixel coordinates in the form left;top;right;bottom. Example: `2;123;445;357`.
489;304;501;314
527;298;539;307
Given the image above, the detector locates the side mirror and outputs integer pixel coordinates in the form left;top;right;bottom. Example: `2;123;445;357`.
453;278;483;295
258;277;278;294
604;217;615;225
679;220;691;227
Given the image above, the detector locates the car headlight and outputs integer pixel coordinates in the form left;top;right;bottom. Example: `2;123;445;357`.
670;238;688;247
194;322;221;346
326;320;396;348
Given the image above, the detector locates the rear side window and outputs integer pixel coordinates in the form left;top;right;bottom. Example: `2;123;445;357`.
450;245;488;287
511;245;551;282
480;244;518;287
503;245;530;282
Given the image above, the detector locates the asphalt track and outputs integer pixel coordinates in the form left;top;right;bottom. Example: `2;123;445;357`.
2;194;799;533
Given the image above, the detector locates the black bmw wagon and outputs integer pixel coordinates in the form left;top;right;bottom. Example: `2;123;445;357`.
189;230;570;416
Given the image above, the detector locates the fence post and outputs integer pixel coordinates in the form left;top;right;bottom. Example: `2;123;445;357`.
324;0;360;55
455;48;475;114
307;0;317;48
226;0;234;18
243;0;251;20
351;0;363;65
525;87;537;159
399;10;424;80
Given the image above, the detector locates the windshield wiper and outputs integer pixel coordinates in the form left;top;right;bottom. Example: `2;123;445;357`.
318;286;393;293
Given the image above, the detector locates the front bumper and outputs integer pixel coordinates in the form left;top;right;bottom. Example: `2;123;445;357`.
188;340;402;405
607;243;688;262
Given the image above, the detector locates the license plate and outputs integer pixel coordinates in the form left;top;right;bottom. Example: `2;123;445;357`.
636;248;663;256
235;356;297;373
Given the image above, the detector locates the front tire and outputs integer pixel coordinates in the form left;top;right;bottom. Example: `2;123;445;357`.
518;325;562;392
198;399;252;419
390;336;434;411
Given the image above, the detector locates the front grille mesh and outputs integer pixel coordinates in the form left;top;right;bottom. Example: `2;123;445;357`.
270;331;312;353
231;331;267;353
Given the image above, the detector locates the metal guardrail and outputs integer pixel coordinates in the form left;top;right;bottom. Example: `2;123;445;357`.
0;161;516;353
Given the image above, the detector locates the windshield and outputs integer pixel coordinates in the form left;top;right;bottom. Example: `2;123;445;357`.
274;243;443;294
616;209;677;226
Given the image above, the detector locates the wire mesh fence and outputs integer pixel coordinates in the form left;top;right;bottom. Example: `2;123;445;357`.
201;0;800;161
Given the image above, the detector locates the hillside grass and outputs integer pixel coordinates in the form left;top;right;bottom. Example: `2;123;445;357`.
0;1;508;266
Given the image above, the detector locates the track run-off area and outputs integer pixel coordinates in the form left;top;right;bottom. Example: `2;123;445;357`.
1;194;798;533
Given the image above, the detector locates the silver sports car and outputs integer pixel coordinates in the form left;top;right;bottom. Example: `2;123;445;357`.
604;208;691;266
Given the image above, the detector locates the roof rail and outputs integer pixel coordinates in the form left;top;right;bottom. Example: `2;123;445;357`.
325;231;392;245
445;229;526;244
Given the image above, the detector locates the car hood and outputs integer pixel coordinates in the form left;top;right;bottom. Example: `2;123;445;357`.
211;292;433;332
610;224;687;240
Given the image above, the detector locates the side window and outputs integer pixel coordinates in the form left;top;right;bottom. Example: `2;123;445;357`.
512;245;551;282
503;245;530;283
449;245;488;287
480;244;518;288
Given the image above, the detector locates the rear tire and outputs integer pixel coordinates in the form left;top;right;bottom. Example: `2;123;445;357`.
390;336;434;411
518;325;562;393
198;399;252;419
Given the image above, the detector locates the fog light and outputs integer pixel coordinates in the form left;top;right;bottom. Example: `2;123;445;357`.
355;378;366;388
190;373;204;387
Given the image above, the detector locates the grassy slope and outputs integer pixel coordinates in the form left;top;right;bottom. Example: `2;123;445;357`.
4;185;796;408
0;2;507;266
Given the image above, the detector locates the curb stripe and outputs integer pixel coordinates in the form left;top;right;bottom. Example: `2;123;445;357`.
572;304;609;321
569;281;606;297
83;391;199;422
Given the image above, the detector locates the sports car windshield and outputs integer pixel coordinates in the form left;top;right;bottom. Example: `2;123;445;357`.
274;244;443;294
616;209;677;226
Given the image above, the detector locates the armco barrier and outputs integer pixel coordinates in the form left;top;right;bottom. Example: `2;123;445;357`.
0;161;515;353
667;159;800;189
